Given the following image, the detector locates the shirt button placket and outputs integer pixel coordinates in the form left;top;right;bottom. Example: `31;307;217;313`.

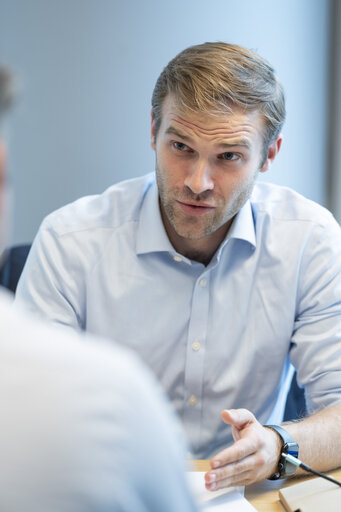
182;272;210;451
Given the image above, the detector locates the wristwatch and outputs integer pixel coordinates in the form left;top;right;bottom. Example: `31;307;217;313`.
265;424;299;479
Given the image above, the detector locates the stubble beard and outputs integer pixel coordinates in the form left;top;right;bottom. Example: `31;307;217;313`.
156;163;258;241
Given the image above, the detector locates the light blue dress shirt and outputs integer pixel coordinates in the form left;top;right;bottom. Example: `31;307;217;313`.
16;173;341;459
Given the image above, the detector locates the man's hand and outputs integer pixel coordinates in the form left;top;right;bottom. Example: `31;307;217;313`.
205;409;282;491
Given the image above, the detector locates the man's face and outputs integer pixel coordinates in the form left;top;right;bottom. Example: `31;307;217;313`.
151;95;280;248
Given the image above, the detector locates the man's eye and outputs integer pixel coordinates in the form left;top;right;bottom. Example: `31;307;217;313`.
220;152;238;161
173;142;189;151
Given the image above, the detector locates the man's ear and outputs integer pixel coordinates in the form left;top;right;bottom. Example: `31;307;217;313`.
150;109;156;150
259;134;283;174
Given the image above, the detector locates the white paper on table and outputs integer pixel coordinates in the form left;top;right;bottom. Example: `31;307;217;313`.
187;472;257;511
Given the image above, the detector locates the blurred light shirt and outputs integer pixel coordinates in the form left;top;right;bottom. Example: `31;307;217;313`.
0;289;197;512
15;173;341;458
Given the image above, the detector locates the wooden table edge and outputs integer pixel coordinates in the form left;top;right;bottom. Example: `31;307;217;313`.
192;460;341;511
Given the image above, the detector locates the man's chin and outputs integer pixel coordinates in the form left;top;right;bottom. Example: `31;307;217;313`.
172;223;217;240
170;213;233;241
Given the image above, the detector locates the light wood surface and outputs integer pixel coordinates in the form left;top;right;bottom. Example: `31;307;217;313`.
193;460;341;511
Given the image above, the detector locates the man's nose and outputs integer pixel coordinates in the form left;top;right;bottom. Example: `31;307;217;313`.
184;159;214;194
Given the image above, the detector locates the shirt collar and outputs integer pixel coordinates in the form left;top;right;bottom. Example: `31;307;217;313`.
136;179;256;256
136;179;174;255
226;199;256;248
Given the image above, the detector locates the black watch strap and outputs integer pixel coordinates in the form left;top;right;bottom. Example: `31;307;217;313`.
265;425;299;479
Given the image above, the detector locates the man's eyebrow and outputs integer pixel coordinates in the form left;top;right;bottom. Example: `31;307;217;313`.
165;126;192;141
165;126;252;151
218;139;252;151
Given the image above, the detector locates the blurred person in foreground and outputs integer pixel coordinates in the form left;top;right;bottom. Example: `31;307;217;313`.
15;42;341;490
0;66;197;512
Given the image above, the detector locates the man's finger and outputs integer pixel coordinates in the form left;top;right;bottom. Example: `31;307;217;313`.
221;408;255;430
205;470;255;491
206;452;256;485
210;436;257;469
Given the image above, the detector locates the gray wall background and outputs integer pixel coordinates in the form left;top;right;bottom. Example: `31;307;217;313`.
0;0;331;245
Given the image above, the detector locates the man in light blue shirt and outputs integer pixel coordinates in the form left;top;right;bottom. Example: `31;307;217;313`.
0;66;198;511
16;42;341;490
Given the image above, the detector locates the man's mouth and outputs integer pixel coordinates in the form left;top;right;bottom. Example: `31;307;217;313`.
177;200;215;216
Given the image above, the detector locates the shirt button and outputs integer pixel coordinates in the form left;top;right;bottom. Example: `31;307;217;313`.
188;395;198;406
192;341;201;351
173;255;182;262
199;278;207;287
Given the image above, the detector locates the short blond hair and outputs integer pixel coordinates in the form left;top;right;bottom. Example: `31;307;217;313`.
152;42;285;149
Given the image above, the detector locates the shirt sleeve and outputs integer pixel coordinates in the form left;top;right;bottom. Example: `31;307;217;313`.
291;214;341;413
14;216;86;329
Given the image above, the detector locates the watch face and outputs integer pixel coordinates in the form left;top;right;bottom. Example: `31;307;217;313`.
283;442;299;476
285;442;299;459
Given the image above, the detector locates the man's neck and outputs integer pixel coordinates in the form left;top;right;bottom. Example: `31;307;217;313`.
175;241;221;266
